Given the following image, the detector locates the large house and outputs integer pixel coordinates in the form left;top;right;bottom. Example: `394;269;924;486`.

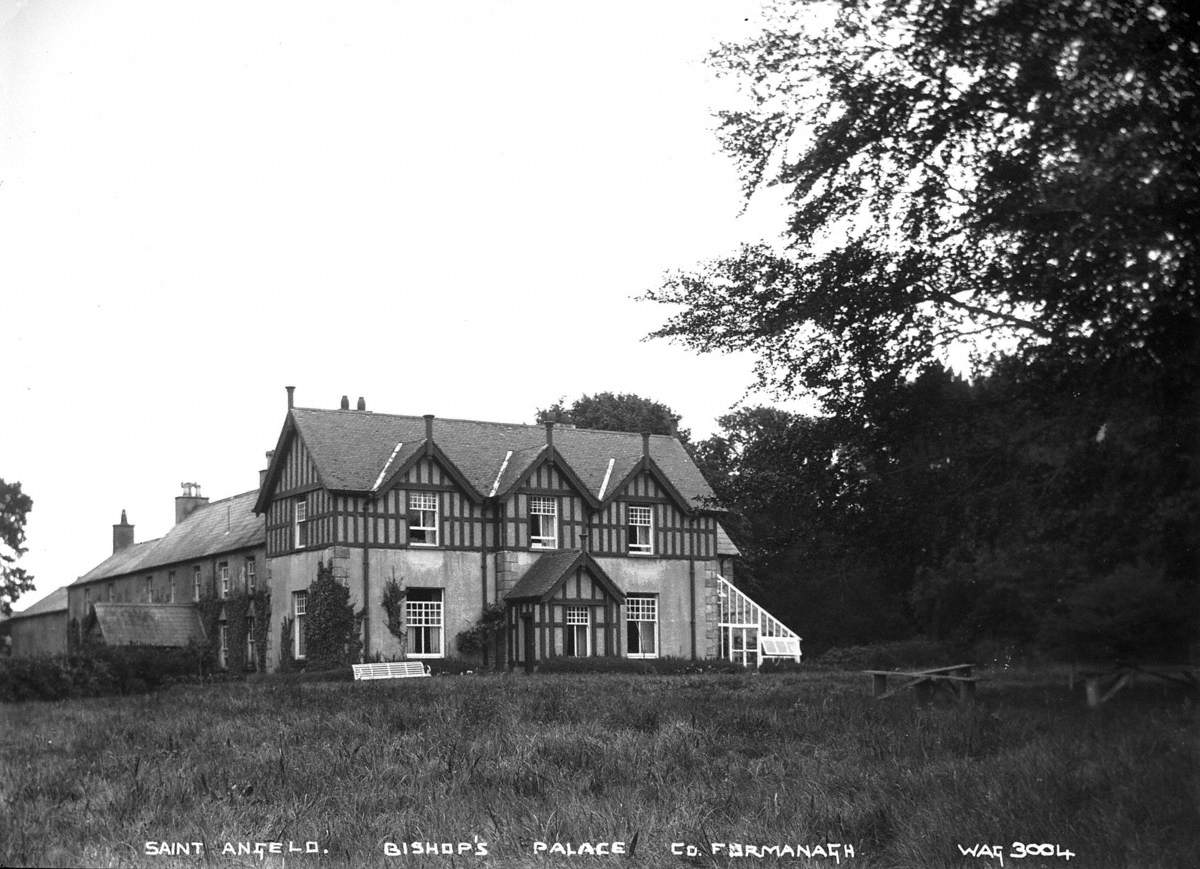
49;389;799;671
254;390;799;670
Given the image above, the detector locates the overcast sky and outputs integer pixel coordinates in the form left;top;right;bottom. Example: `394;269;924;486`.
1;0;798;608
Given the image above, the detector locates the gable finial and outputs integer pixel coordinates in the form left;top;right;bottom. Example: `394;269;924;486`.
641;432;650;459
545;421;554;448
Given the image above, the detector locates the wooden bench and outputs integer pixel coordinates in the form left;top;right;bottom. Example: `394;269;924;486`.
760;636;802;663
1078;663;1198;708
864;663;978;704
352;661;431;681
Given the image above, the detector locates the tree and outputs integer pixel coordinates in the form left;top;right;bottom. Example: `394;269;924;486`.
536;393;690;442
1;479;35;616
646;0;1199;417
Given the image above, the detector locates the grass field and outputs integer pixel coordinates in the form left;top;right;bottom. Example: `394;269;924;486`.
0;669;1196;868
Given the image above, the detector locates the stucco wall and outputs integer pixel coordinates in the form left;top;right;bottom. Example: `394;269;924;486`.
9;612;68;657
594;556;718;659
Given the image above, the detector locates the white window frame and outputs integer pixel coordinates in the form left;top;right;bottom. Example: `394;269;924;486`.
168;571;176;604
627;504;653;555
626;594;658;659
293;591;308;659
219;562;230;599
404;589;444;657
529;496;558;549
245;558;256;594
144;576;153;603
565;605;590;657
107;582;114;602
408;492;439;547
192;566;202;602
246;615;256;668
294;498;308;549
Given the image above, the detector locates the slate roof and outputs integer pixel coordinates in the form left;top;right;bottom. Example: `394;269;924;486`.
716;524;742;557
92;603;206;647
270;409;719;511
10;587;68;619
505;550;625;603
73;490;264;587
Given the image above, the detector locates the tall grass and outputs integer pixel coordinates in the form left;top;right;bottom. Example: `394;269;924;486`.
0;671;1195;867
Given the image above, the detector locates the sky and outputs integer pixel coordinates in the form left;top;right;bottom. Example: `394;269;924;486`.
0;0;801;609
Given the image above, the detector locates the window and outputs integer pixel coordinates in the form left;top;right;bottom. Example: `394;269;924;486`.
218;623;228;669
107;583;114;602
193;566;202;602
245;558;256;594
219;562;230;599
529;496;558;549
627;505;653;554
294;498;308;549
144;576;153;603
408;492;439;546
626;595;658;658
84;588;91;605
293;591;308;659
169;571;176;603
246;615;256;669
565;606;590;656
405;589;443;656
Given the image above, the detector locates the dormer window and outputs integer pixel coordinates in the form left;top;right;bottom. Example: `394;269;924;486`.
529;496;558;549
627;504;653;555
408;492;439;546
294;498;308;549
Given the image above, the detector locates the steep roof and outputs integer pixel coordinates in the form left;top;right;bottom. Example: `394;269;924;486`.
264;409;719;511
505;550;625;603
9;587;68;619
73;491;264;587
92;603;206;647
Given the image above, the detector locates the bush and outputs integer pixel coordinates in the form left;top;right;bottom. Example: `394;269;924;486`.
0;645;206;703
812;640;957;671
428;657;475;675
536;656;745;675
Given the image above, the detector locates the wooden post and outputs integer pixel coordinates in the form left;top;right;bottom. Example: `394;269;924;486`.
872;673;888;697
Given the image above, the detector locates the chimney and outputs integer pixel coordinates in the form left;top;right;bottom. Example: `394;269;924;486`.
259;451;275;490
544;421;554;447
642;432;651;459
340;395;350;410
357;396;366;411
112;510;134;553
286;385;295;409
175;482;209;525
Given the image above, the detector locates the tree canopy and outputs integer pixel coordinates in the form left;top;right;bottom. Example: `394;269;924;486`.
536;392;689;441
647;0;1199;415
1;479;34;616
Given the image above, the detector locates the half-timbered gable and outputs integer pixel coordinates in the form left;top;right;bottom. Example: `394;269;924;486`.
501;457;594;551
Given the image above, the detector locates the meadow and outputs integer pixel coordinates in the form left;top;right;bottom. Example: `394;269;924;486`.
0;669;1195;868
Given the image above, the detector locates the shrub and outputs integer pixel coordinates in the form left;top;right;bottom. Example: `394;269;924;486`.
812;640;956;670
306;560;361;670
427;657;475;675
536;656;745;675
0;645;206;703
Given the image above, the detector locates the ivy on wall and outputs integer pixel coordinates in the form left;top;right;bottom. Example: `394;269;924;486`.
196;595;224;671
456;602;506;667
250;589;270;672
306;560;360;670
224;593;249;673
279;615;295;673
380;574;407;658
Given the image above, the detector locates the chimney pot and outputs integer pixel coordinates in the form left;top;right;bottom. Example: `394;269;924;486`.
357;396;366;411
175;482;210;525
340;395;350;410
286;385;295;409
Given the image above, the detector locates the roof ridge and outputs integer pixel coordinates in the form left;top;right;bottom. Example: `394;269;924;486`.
292;406;680;439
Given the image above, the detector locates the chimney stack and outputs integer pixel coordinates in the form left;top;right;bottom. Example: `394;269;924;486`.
357;396;366;411
259;451;275;490
340;395;350;410
112;510;134;554
175;482;209;525
286;385;295;409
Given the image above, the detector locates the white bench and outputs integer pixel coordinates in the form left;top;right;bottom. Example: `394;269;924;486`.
352;661;431;681
760;636;802;662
